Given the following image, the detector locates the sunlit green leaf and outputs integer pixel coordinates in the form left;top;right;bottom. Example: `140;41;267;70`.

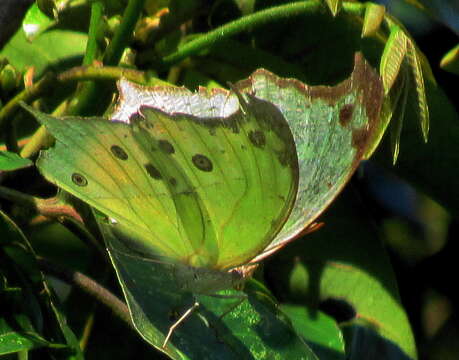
0;151;33;171
361;3;385;38
324;0;342;16
267;188;417;359
0;28;86;76
389;67;409;163
381;14;433;144
22;3;55;40
406;41;430;142
281;305;345;360
440;43;459;75
380;26;408;95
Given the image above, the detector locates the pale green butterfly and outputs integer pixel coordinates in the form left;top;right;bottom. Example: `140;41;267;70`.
24;53;383;354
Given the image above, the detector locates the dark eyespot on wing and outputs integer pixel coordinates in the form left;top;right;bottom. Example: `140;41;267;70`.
248;130;266;148
169;177;177;186
276;150;294;167
72;173;88;186
111;145;129;160
145;163;162;180
158;140;175;154
192;154;213;172
339;104;354;127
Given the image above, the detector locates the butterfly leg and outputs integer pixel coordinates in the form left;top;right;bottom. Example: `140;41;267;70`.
163;301;200;348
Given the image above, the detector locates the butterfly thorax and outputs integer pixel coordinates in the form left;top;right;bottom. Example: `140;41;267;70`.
173;263;245;295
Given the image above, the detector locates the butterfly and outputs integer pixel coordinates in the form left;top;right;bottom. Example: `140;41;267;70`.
25;53;383;355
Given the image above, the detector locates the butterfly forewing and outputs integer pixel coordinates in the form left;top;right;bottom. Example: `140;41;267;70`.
241;54;384;261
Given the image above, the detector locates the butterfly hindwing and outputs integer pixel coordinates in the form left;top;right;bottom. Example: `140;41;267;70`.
131;94;298;269
29;110;196;260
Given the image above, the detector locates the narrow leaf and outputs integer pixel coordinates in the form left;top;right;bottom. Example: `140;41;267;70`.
324;0;342;16
0;210;83;359
406;41;430;141
400;0;427;11
415;43;437;85
0;319;52;356
0;151;33;171
440;43;459;75
361;3;385;38
380;26;408;95
389;66;409;163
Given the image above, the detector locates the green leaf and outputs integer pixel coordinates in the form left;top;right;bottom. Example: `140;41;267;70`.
0;321;50;356
0;151;33;171
380;26;408;95
440;43;459;75
406;41;429;142
281;305;345;360
375;71;459;217
0;210;83;359
267;188;417;359
22;3;55;41
103;226;318;359
324;0;342;16
386;65;409;163
381;15;433;145
361;3;386;38
0;27;86;76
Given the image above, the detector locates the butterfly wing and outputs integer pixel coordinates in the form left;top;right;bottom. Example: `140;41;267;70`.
242;54;384;263
130;94;298;269
28;110;193;260
26;89;298;269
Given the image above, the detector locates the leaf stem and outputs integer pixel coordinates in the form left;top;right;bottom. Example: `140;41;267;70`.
63;1;105;118
161;1;323;66
161;1;367;67
58;65;170;86
67;0;146;116
37;258;133;328
0;73;56;133
104;0;146;66
83;1;105;66
0;186;83;223
0;185;41;209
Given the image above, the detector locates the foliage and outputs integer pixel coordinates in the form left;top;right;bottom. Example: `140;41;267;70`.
0;0;458;359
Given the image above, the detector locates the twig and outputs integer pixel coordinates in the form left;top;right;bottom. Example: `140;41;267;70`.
37;257;133;328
